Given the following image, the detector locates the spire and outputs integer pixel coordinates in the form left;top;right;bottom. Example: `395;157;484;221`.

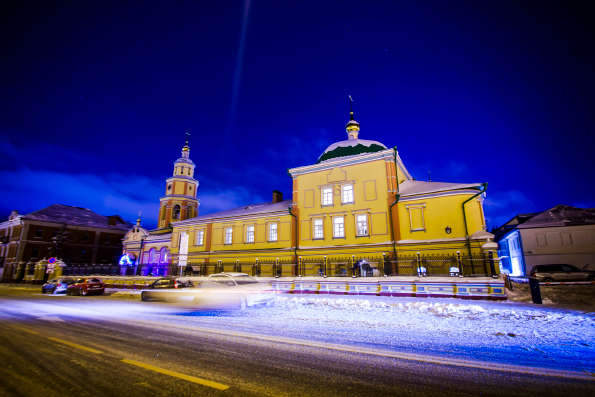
182;132;190;158
136;211;142;226
345;95;360;140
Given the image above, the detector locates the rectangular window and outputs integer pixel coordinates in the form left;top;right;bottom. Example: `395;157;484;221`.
35;228;42;238
333;216;345;238
322;187;333;206
105;235;110;244
269;223;278;241
31;247;40;258
313;219;324;239
82;233;88;242
196;230;204;246
407;205;426;232
342;184;354;204
225;227;233;244
246;225;255;243
356;214;368;235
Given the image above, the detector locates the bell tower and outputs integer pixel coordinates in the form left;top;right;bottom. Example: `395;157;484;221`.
157;133;200;228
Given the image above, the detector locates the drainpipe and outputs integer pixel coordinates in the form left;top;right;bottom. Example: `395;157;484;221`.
462;182;488;257
136;237;144;276
388;147;400;258
288;207;298;265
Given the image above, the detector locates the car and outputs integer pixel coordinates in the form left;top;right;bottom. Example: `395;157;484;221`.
140;277;196;301
529;264;595;282
193;273;275;309
42;278;75;294
66;277;106;296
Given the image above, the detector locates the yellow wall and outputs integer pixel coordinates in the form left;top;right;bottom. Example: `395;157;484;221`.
295;159;392;252
398;193;485;242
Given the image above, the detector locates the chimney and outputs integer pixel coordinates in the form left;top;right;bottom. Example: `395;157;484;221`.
272;190;283;204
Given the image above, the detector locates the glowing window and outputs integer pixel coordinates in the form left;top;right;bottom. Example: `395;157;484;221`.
313;219;324;239
149;248;156;264
246;225;255;243
225;227;233;244
269;223;278;241
333;216;345;238
322;187;333;206
342;184;354;203
196;230;204;245
160;247;168;263
356;214;368;235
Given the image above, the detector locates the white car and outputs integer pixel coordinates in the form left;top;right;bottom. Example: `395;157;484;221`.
194;273;275;309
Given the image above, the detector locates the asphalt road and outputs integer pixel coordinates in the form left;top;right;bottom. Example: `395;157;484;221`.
0;288;593;397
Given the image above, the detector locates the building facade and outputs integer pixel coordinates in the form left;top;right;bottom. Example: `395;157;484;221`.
0;204;131;283
495;205;595;276
121;110;495;276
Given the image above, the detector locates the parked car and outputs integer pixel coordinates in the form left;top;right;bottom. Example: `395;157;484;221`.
529;264;595;282
42;278;75;294
193;273;275;309
66;277;106;296
140;277;196;301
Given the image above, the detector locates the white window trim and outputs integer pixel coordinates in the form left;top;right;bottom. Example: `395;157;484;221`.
268;222;278;242
355;213;369;236
245;225;255;243
196;230;205;246
225;227;233;244
332;216;345;238
321;187;334;207
341;183;354;204
313;218;324;240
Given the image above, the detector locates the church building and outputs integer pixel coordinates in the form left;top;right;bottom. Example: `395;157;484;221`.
122;110;495;276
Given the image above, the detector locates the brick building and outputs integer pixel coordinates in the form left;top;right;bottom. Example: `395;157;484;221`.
0;204;131;283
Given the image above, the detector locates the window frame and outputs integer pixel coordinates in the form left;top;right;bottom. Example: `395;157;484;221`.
332;216;345;238
196;230;205;246
225;227;233;245
35;228;43;238
356;213;369;236
268;222;278;242
313;218;324;240
406;203;427;232
341;183;354;204
245;225;255;243
321;187;333;206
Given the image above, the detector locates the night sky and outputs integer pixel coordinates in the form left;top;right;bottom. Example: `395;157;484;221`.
1;0;594;230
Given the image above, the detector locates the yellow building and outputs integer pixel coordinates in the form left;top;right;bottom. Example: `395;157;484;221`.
123;111;496;277
167;110;495;276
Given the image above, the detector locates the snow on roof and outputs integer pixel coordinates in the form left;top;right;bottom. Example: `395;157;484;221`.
321;139;387;156
21;204;132;231
192;199;293;222
398;180;483;196
518;205;595;228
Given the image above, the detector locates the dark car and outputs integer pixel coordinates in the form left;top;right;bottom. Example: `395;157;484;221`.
530;264;595;282
141;277;195;301
42;278;75;294
66;277;106;296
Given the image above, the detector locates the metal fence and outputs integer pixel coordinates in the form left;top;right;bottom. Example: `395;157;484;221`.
171;251;496;278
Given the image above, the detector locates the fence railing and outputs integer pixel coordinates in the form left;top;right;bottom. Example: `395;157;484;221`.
173;251;497;278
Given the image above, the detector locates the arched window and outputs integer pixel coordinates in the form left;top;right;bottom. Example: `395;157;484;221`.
187;206;193;219
172;205;180;220
160;247;168;264
188;168;191;175
148;248;156;264
160;205;166;220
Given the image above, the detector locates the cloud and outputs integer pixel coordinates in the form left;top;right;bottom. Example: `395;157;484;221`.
483;190;535;228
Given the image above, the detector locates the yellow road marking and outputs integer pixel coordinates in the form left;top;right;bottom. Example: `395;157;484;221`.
121;359;230;390
10;325;39;335
119;318;595;382
47;337;103;354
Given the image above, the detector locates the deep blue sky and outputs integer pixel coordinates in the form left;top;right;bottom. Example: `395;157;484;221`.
1;0;594;230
